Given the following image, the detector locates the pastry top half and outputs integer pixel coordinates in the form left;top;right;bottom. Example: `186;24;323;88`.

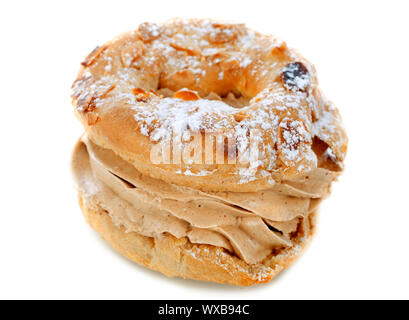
71;18;347;193
71;19;347;268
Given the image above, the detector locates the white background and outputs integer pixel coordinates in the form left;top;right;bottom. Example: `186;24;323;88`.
1;0;408;300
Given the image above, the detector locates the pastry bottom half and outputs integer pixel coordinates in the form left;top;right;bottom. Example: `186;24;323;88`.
78;193;316;286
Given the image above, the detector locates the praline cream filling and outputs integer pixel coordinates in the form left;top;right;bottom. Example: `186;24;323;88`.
72;135;335;264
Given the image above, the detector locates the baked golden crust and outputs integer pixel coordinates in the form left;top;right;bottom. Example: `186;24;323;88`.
79;193;315;286
71;19;347;284
71;19;348;192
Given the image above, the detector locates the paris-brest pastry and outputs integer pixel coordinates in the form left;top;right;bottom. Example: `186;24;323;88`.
71;19;347;285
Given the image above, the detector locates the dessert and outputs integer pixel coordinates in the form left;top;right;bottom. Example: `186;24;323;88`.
71;19;347;285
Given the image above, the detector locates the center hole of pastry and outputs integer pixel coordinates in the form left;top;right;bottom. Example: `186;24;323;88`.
157;87;249;108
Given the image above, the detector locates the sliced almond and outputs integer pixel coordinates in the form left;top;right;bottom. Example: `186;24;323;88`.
81;45;107;67
173;89;200;101
132;87;152;102
133;88;146;95
121;41;145;67
233;111;251;123
170;43;199;56
277;119;311;164
99;84;116;99
82;96;96;113
271;41;288;57
208;25;237;44
138;22;161;42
